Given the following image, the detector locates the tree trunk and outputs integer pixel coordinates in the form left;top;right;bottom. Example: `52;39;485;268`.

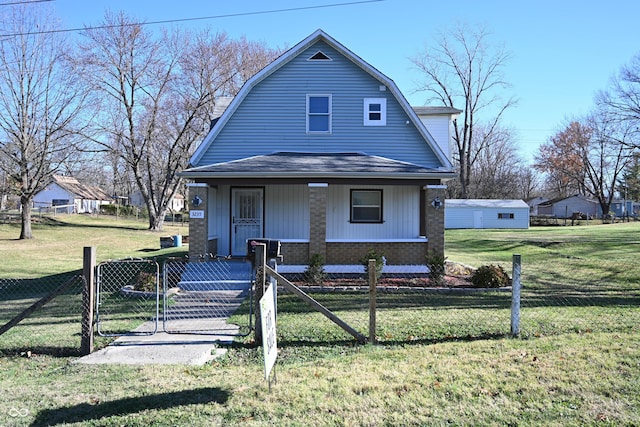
20;196;33;239
148;211;166;231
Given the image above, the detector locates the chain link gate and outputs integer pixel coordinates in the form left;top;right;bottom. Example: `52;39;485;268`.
96;259;160;336
95;257;253;337
163;257;253;335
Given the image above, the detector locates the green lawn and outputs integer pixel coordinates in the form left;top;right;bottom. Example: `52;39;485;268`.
0;213;188;278
0;216;638;426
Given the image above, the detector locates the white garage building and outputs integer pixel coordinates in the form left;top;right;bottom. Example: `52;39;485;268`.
445;199;530;229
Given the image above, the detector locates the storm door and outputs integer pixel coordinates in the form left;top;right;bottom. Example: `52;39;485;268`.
231;188;264;256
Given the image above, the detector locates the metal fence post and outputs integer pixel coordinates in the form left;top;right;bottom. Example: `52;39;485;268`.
81;246;96;355
369;259;377;344
511;254;521;337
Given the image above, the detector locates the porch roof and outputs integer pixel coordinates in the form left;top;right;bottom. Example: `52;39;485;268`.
180;152;456;180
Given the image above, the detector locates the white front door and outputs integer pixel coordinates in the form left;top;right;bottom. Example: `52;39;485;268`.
231;188;263;256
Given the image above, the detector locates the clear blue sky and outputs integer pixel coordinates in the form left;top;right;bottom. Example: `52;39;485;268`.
51;0;640;163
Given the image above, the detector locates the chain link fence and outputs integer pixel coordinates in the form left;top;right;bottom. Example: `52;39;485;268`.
163;257;253;335
270;264;512;344
269;257;639;345
520;258;640;337
96;259;160;336
1;254;638;356
0;273;87;356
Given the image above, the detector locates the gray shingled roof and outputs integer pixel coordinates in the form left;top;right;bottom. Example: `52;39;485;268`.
181;152;455;179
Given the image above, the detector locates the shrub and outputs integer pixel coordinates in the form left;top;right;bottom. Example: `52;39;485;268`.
470;264;510;288
426;250;447;287
101;204;143;217
360;249;384;281
131;271;157;292
304;253;327;285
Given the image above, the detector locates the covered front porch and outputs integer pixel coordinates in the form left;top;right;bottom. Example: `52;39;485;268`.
181;152;450;266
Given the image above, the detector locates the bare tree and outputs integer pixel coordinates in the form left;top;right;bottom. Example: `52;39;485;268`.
535;115;634;215
412;24;517;198
534;121;591;198
596;52;640;147
585;112;636;216
468;125;532;199
78;13;280;231
0;5;88;239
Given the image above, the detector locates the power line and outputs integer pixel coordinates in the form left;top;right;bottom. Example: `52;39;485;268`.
0;0;384;37
0;0;54;5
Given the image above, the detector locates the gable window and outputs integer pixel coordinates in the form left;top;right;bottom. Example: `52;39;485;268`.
308;50;332;61
307;94;332;133
498;212;514;219
351;189;383;223
364;98;386;126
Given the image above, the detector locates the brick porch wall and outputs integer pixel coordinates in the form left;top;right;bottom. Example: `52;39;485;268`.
326;241;429;265
280;242;310;264
280;241;428;265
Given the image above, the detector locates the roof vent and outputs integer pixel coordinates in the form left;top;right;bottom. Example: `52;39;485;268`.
309;50;331;61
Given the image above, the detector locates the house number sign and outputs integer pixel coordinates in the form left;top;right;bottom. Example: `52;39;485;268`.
190;210;205;219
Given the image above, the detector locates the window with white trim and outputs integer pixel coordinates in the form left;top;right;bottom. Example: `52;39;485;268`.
498;212;514;219
364;98;386;126
307;94;332;133
351;189;383;223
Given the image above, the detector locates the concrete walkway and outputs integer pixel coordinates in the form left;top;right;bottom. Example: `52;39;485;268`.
75;329;235;366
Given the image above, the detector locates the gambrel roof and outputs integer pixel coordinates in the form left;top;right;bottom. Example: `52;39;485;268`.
188;29;453;171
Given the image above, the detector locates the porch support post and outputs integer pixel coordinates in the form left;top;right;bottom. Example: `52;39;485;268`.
187;183;209;259
308;183;328;263
424;184;446;258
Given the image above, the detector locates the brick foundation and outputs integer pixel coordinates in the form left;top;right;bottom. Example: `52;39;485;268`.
326;241;429;265
281;241;428;266
280;242;310;264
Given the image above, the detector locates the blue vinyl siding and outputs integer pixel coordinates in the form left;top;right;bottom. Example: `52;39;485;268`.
327;185;421;239
197;41;441;168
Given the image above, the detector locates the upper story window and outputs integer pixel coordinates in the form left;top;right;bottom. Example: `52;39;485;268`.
364;98;387;126
351;189;383;223
307;94;332;133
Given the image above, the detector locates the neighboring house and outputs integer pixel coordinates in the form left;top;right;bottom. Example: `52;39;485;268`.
445;199;530;229
537;195;600;218
526;196;549;215
180;29;458;265
34;175;111;214
608;199;634;218
129;191;185;212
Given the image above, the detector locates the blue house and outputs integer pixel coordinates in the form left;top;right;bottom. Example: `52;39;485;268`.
180;30;458;266
609;199;634;218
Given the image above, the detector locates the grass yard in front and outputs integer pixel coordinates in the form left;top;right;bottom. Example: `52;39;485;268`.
0;216;639;425
0;331;638;426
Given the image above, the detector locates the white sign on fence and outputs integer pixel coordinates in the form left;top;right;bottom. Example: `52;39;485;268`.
189;210;205;219
260;283;278;381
